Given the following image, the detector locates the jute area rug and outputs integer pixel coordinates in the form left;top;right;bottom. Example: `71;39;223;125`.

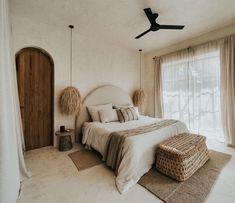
68;150;231;203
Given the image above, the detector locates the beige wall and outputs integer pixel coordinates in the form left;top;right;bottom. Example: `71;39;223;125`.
143;23;235;117
11;15;139;145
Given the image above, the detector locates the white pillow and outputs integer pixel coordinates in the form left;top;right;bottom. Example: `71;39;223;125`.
99;109;118;123
134;107;141;118
87;103;112;122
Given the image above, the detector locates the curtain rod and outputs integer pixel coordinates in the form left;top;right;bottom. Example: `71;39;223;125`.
152;46;192;60
152;33;235;60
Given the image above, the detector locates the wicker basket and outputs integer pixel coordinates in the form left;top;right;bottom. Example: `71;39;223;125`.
156;133;210;181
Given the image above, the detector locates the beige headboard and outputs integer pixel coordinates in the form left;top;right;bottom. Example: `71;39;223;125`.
75;85;133;142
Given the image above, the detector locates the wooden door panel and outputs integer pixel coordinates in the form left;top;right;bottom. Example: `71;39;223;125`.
41;55;53;146
16;48;53;150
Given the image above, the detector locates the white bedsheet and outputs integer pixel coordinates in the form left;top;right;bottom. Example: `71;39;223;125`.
82;116;188;193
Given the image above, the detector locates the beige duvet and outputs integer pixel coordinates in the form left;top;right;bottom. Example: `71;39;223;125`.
82;116;188;193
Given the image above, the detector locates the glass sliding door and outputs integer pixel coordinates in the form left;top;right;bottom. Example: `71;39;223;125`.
162;50;224;141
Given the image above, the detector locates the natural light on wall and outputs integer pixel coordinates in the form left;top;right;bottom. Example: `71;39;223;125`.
162;50;224;141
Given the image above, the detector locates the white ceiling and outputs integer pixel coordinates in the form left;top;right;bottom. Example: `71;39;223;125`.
10;0;235;53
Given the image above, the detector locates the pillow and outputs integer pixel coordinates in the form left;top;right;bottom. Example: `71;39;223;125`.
114;104;140;118
87;103;112;122
134;107;141;118
113;104;132;109
117;107;139;123
99;109;118;123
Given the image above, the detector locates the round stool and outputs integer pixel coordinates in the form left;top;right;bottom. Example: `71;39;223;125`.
55;130;74;151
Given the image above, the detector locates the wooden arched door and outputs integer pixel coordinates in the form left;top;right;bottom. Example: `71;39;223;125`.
16;47;54;150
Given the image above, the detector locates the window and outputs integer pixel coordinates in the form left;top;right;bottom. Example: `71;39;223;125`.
162;50;224;141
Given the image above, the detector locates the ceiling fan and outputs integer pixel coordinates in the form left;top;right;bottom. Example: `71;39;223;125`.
135;8;185;39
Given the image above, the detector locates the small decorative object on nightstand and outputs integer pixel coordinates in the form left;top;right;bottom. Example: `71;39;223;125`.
55;129;74;151
60;125;65;132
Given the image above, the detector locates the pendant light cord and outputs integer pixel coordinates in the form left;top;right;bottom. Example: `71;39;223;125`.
69;25;74;86
139;49;142;90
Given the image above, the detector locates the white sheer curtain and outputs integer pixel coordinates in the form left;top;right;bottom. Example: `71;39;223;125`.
161;43;224;141
0;0;30;202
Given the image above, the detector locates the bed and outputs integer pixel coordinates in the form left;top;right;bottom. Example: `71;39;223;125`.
76;85;188;194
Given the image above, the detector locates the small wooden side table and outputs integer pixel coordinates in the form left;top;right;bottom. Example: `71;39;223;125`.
55;129;74;151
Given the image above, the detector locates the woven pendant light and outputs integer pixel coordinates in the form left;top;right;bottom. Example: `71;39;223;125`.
59;25;81;115
133;89;146;107
133;49;146;107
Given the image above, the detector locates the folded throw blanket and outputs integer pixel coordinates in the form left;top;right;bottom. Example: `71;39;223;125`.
106;119;178;174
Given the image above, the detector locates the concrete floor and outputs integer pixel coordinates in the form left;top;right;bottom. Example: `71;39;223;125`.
18;140;235;203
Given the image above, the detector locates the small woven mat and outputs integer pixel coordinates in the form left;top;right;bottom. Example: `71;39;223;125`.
68;149;103;171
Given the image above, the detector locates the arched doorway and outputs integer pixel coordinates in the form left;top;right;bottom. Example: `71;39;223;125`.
16;47;54;150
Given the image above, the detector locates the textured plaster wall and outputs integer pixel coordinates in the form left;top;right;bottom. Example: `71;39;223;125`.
11;15;139;145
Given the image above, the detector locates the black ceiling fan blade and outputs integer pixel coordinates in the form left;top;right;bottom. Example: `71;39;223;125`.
135;29;151;39
159;25;185;29
144;8;156;25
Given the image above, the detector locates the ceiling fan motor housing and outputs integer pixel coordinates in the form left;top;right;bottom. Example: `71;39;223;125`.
150;24;160;31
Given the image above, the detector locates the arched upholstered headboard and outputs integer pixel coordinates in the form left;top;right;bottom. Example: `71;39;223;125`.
75;85;133;141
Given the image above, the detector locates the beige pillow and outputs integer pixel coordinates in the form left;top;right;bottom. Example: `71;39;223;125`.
99;109;118;123
117;107;139;123
114;104;140;118
87;103;112;122
113;104;132;109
